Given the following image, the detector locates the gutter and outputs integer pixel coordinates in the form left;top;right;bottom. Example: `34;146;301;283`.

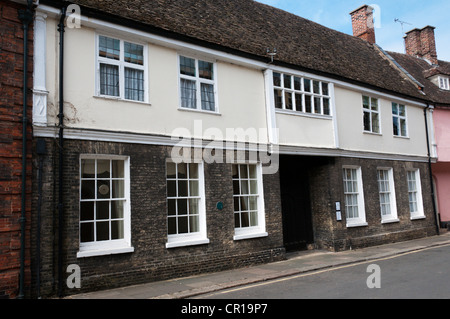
424;105;440;235
17;0;34;299
57;3;66;298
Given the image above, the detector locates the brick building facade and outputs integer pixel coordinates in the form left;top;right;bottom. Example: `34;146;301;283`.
0;0;34;299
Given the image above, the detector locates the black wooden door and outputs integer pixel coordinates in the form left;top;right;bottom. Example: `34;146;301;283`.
280;156;314;251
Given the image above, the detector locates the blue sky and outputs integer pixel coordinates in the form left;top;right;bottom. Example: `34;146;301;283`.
255;0;450;61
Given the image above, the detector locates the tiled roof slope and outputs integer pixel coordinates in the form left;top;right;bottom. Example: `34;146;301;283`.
43;0;428;101
389;52;450;106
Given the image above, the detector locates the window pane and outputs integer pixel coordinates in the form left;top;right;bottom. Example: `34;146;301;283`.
96;201;109;220
189;198;199;215
168;217;176;235
96;221;109;241
393;117;399;136
178;180;188;197
178;216;188;234
180;56;196;76
273;72;281;87
167;162;176;178
392;102;398;115
283;74;291;89
97;160;110;178
81;159;95;178
201;83;215;111
178;199;188;215
97;180;110;199
178;163;187;178
112;180;124;198
80;223;94;243
314;97;321;114
274;89;282;109
305;95;312;113
111;200;124;219
399;104;406;116
285;92;293;110
100;64;120;97
99;36;120;60
313;81;320;94
371;98;378;110
168;199;176;216
371;113;379;132
249;211;258;227
189;164;199;179
323;98;330;115
180;79;196;109
124;42;144;65
304;79;311;92
112;160;124;178
189;216;199;233
81;180;95;199
401;119;407;136
294;77;301;90
111;220;124;240
189;181;199;196
363;111;371;131
80;202;94;221
167;180;176;197
363;96;370;109
322;82;329;96
248;165;257;178
199;60;213;79
125;68;144;101
295;94;302;112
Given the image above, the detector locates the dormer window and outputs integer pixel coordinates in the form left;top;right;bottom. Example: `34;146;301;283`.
439;76;450;90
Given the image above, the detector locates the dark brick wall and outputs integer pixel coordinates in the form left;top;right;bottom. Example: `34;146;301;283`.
0;0;33;299
309;157;438;251
32;138;285;297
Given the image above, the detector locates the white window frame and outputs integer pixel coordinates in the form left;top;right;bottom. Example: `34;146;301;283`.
377;168;399;223
95;34;149;103
362;95;381;134
273;72;332;116
439;76;449;90
178;54;218;113
232;163;267;240
407;169;425;220
343;166;367;227
392;102;408;138
165;160;209;248
77;155;133;258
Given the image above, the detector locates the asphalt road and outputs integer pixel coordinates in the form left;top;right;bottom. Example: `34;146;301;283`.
195;244;450;299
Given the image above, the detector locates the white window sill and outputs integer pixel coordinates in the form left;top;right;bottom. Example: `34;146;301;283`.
77;246;134;258
363;131;382;136
166;238;210;249
411;215;426;220
233;231;268;241
93;95;151;106
177;107;221;116
381;218;400;224
346;221;368;228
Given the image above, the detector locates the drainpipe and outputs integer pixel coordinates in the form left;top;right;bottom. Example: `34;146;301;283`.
57;5;67;298
424;105;440;235
17;0;34;300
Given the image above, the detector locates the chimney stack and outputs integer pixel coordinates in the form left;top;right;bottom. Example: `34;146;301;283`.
404;26;438;65
350;5;376;44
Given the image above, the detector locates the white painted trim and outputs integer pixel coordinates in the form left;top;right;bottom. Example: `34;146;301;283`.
33;10;48;126
263;69;278;145
33;126;431;163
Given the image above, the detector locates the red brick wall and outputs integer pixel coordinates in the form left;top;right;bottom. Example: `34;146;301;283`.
0;0;33;299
